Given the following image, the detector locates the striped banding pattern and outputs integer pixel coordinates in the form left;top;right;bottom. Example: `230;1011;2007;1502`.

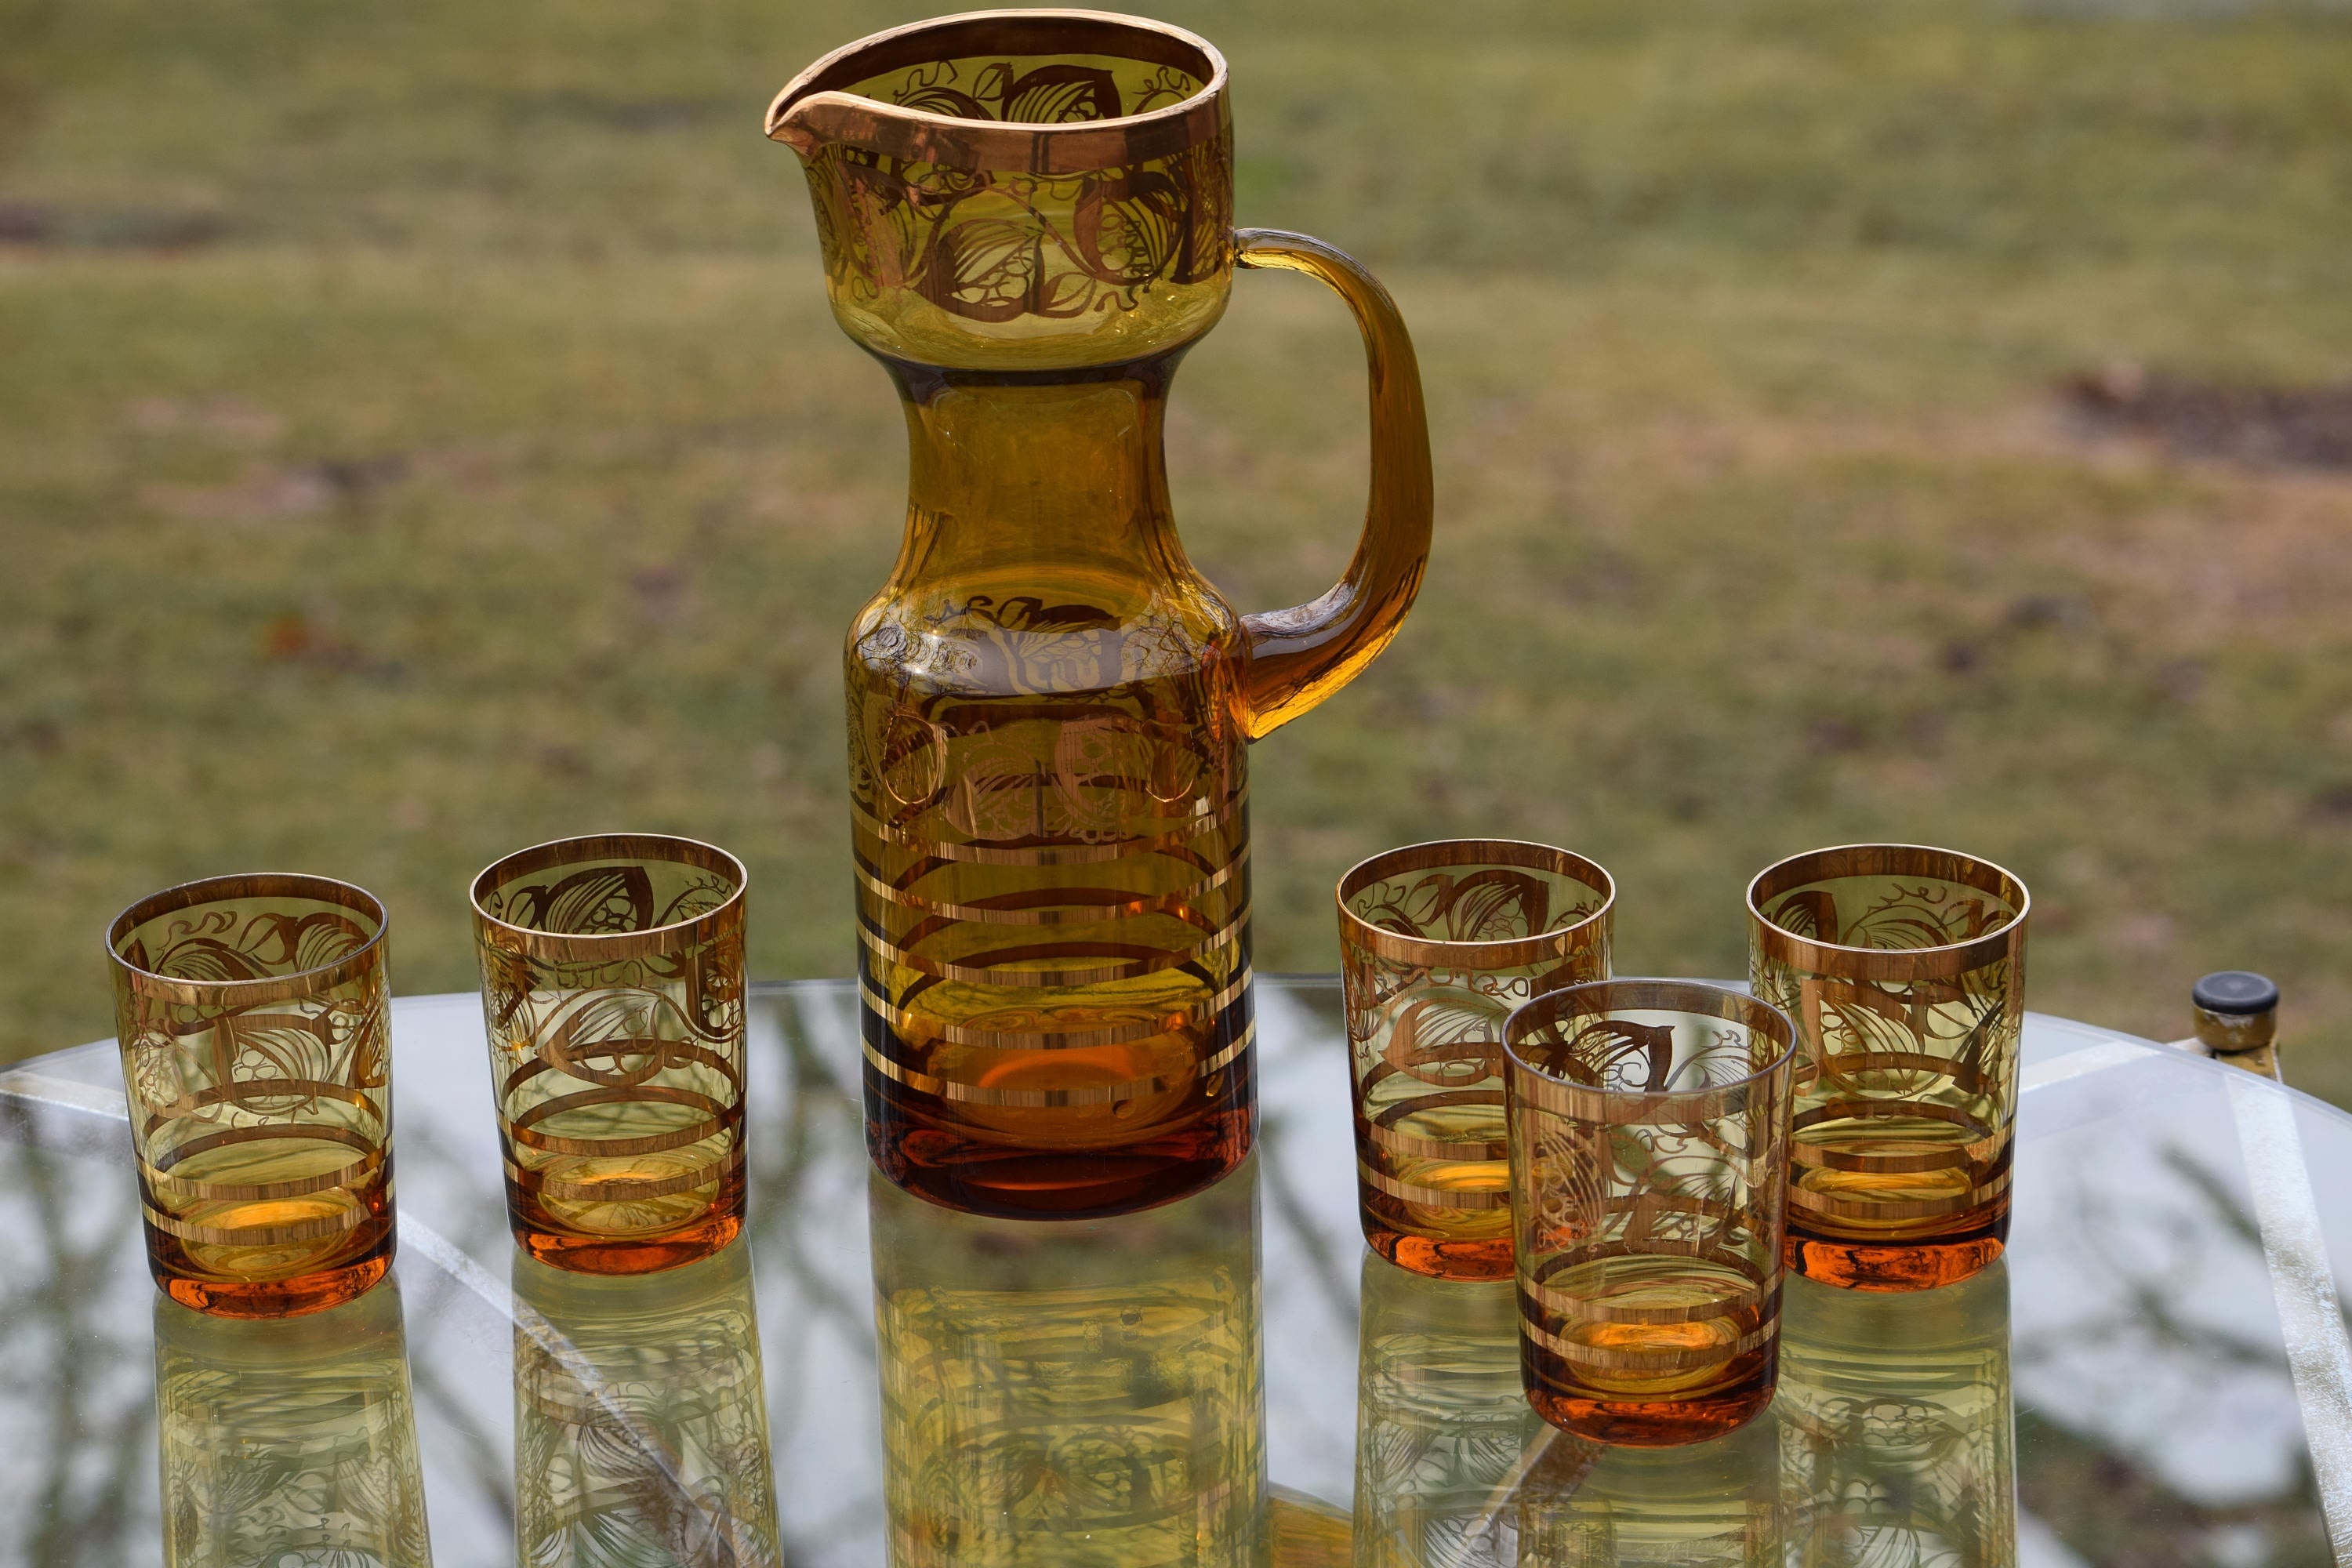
471;835;749;1243
1747;844;2028;1243
1504;980;1795;1400
1338;840;1613;1252
855;777;1251;1121
107;873;395;1281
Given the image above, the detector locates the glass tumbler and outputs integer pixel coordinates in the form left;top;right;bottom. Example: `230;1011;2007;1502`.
1338;840;1613;1280
1504;980;1795;1446
107;873;395;1318
1747;844;2028;1291
473;833;749;1275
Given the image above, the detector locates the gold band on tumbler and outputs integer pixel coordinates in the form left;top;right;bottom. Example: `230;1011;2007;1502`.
107;873;395;1319
1747;844;2028;1293
473;833;749;1276
1504;980;1795;1447
1338;840;1613;1281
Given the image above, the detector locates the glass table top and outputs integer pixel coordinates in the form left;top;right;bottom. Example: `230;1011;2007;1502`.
2;977;2350;1566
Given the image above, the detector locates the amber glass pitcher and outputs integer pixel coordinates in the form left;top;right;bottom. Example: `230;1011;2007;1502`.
768;11;1432;1218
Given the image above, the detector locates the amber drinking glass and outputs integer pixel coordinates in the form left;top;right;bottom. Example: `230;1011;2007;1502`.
472;833;748;1275
1780;1260;2016;1568
869;1156;1265;1566
513;1243;781;1566
1748;844;2029;1292
1338;840;1613;1280
154;1279;431;1566
1504;980;1795;1446
768;11;1433;1221
107;873;395;1318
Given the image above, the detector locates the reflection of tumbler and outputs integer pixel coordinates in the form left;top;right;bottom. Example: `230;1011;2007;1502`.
1779;1261;2016;1568
870;1156;1265;1567
1354;1253;1543;1566
1515;1413;1781;1568
153;1278;431;1567
513;1242;780;1566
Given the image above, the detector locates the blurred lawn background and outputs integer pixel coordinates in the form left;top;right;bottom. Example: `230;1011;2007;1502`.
4;0;2350;1095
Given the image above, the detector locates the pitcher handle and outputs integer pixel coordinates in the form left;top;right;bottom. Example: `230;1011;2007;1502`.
1231;229;1433;741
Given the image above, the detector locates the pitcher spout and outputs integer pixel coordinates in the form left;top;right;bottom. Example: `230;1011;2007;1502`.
762;9;1233;371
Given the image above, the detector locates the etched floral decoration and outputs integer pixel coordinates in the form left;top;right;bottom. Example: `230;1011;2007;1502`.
1338;842;1614;1279
1746;847;2030;1285
796;54;1232;364
471;837;750;1266
107;874;397;1312
1504;982;1795;1439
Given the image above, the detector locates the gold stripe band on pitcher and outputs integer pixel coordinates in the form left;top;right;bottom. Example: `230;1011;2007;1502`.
862;969;1250;1052
851;791;1244;867
854;856;1247;929
857;913;1247;988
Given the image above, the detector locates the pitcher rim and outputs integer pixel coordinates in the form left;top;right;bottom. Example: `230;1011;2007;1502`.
765;8;1230;176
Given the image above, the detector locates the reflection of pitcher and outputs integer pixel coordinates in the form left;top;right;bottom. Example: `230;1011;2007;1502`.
1779;1262;2016;1568
768;12;1433;1218
869;1156;1265;1564
513;1244;780;1566
154;1280;431;1567
1354;1256;1545;1566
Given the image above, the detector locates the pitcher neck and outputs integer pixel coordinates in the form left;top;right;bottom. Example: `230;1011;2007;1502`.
880;350;1191;594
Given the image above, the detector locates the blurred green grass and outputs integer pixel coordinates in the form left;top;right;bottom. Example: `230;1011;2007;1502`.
4;0;2351;1097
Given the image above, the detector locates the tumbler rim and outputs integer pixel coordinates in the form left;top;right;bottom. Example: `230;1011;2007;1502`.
1337;837;1615;969
470;832;748;964
106;872;389;1003
1746;841;2029;979
1503;978;1798;1105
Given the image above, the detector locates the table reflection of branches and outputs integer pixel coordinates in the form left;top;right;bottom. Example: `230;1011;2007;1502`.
2013;1134;2335;1567
0;1106;154;1567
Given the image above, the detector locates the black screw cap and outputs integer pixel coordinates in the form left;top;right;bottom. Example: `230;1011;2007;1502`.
2192;971;2279;1016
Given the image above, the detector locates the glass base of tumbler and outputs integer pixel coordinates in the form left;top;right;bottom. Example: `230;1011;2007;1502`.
1364;1222;1514;1281
1785;1196;2009;1292
1525;1355;1779;1448
506;1163;746;1276
149;1224;394;1319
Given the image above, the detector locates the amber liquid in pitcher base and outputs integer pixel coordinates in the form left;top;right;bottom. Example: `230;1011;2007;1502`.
852;355;1256;1219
